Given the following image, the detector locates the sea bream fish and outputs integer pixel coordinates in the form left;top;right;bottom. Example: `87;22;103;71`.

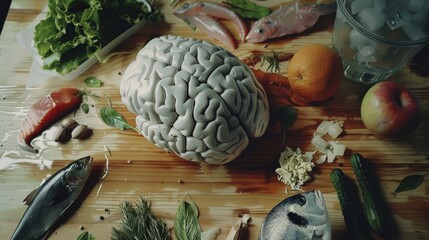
11;156;93;240
174;2;248;49
246;1;337;43
259;190;331;240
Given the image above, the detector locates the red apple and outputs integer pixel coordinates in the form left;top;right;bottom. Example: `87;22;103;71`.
360;81;421;139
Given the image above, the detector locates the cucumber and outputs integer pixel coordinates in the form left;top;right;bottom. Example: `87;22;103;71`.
330;168;372;240
350;153;389;237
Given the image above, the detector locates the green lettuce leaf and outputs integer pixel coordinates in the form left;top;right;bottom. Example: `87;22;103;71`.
34;0;162;75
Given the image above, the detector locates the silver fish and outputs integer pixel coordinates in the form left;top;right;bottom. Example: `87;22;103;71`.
259;190;331;240
246;2;337;43
11;156;93;240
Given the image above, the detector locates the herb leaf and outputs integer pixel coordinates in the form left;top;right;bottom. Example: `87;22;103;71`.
224;0;271;19
76;231;96;240
111;196;170;240
100;106;138;132
174;199;201;240
81;103;90;114
279;106;298;146
84;77;103;88
395;174;426;193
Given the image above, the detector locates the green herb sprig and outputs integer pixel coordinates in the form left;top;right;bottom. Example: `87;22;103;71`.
261;51;280;73
76;231;96;240
99;97;139;133
77;89;100;114
111;196;170;240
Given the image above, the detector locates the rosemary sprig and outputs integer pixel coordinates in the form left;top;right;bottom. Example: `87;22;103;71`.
261;51;280;73
111;196;170;240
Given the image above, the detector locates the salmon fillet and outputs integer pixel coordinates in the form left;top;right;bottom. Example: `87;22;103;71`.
17;88;82;152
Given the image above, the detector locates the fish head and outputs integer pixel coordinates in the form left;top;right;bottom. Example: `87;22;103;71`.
287;190;331;239
173;2;204;18
63;156;93;188
246;18;276;43
259;190;331;240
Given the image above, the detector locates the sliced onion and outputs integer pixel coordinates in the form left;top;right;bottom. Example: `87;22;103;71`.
316;120;331;135
327;122;343;138
329;141;346;156
316;155;327;164
311;134;329;150
326;150;336;163
304;151;316;162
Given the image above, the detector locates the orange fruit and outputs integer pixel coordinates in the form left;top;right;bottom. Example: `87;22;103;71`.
288;44;344;102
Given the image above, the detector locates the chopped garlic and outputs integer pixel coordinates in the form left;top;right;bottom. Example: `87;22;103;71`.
276;148;315;190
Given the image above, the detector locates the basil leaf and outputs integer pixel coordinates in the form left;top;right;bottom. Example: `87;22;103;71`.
279;106;298;145
76;231;96;240
395;174;425;193
81;103;90;114
174;200;201;240
84;77;103;88
225;0;271;19
100;106;138;132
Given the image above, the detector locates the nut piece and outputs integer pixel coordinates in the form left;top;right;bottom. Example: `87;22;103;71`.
60;118;79;131
71;124;93;140
53;126;69;143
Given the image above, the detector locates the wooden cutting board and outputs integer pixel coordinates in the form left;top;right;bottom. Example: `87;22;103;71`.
0;0;428;239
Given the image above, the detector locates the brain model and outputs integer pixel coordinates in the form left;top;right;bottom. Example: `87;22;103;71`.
120;35;269;164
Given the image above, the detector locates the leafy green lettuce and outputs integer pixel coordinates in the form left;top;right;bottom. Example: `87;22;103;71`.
34;0;162;74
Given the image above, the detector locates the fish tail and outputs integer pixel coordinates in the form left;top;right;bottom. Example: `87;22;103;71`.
312;2;337;16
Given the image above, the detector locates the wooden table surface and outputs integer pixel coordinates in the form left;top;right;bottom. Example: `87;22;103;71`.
1;0;428;239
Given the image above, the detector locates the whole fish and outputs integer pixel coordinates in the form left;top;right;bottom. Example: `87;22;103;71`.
259;190;331;240
246;2;337;42
174;2;248;49
11;156;93;240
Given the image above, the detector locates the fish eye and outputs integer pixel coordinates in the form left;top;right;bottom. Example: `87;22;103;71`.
257;28;264;34
183;3;189;9
74;162;83;170
297;196;306;206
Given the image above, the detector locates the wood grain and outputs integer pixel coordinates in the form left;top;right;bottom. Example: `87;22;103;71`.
1;0;429;239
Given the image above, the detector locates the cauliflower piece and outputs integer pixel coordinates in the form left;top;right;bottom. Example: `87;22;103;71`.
120;35;269;164
276;149;315;190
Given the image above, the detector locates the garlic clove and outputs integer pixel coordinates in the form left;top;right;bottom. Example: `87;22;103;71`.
53;126;69;143
71;124;93;139
60;118;79;131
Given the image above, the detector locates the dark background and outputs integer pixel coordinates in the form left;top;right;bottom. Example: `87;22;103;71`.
1;0;12;35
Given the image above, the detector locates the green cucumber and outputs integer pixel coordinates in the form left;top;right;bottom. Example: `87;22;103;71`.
350;153;389;237
330;168;372;240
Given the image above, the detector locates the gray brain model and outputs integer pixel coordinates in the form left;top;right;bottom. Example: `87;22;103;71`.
120;35;269;164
